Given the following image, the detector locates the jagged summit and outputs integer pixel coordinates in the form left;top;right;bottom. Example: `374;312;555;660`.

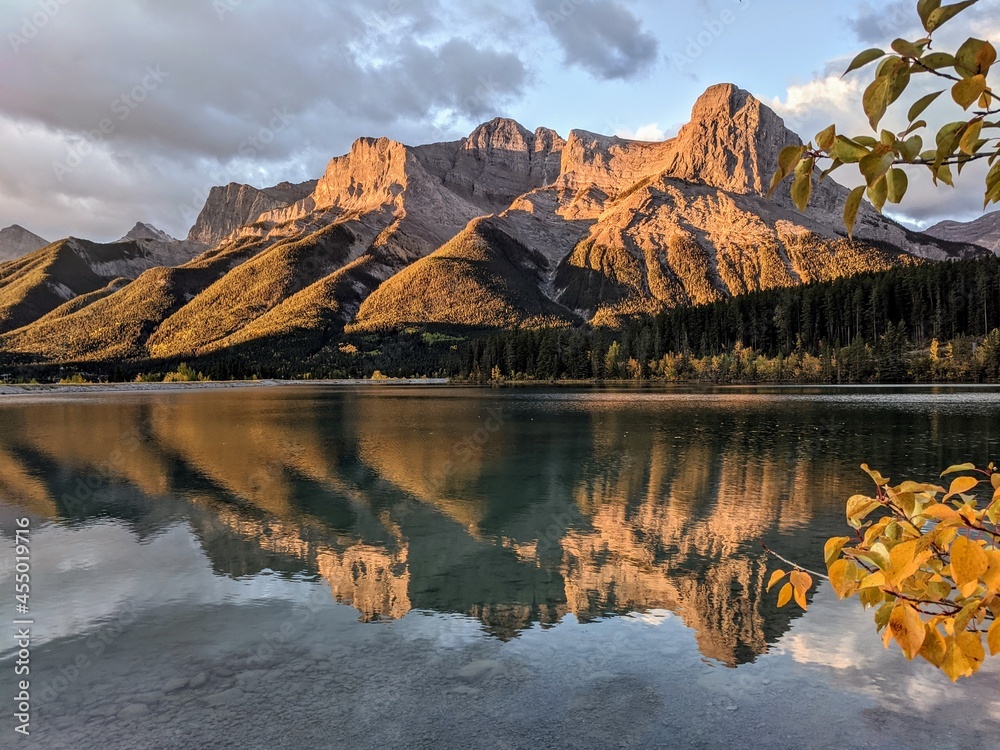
0;224;49;262
661;82;797;197
186;179;316;245
119;222;177;244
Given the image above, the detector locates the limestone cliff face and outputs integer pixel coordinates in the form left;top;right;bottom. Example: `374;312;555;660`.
662;83;793;197
927;211;1000;254
433;119;566;210
186;180;316;245
0;225;48;263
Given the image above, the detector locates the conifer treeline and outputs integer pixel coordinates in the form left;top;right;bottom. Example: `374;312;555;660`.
9;255;1000;384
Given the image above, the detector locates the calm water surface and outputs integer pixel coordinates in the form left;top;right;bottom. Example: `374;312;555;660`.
1;385;999;749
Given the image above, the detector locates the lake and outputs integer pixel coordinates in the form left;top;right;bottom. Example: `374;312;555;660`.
1;385;999;749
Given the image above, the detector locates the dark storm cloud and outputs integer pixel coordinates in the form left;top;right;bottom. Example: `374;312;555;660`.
0;0;527;161
533;0;659;80
0;0;533;239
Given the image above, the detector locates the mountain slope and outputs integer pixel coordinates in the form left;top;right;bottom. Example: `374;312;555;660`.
0;237;203;336
354;84;940;331
926;211;1000;254
0;83;985;366
0;225;48;262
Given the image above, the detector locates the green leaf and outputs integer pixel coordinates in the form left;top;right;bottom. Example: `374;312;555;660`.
768;145;806;199
917;0;943;31
844;185;866;238
790;159;814;211
778;144;806;177
868;175;889;212
987;159;1000;206
830;135;870;164
860;146;896;186
919;52;956;71
908;90;945;122
900;135;924;162
933;162;955;187
886;168;909;204
863;75;893;131
891;38;926;58
956;37;995;76
815;124;837;151
926;1;981;34
844;48;886;76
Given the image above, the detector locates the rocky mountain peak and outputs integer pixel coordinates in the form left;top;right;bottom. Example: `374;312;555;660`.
464;117;535;153
119;222;177;244
186;180;315;246
662;82;799;197
0;224;49;262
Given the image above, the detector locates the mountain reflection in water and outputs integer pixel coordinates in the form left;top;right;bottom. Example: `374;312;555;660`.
1;385;997;666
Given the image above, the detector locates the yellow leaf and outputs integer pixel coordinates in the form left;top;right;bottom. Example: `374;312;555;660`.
847;494;883;528
825;536;851;566
766;570;786;592
942;638;971;681
942;463;977;476
920;504;962;524
951;535;989;588
988;618;1000;656
860;571;887;589
944;475;979;501
983;551;1000;596
861;464;890;486
919;624;947;668
991;473;1000;490
889;602;926;660
777;582;793;608
860;586;886;609
790;570;813;611
956;631;985;675
829;559;860;599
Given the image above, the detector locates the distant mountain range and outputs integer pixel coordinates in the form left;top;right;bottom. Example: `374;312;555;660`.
0;225;48;262
927;211;1000;254
0;83;991;366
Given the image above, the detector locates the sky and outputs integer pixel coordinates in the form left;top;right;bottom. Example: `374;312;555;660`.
1;0;998;243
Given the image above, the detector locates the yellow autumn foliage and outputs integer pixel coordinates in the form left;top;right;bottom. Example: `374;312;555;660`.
771;461;1000;682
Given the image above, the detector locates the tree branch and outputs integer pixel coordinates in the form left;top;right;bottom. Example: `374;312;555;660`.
760;544;830;580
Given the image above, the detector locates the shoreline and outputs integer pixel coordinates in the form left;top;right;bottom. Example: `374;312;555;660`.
0;378;450;396
2;378;1000;398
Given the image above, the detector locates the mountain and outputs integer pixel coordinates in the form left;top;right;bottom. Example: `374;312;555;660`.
0;235;204;337
353;84;968;330
186;180;317;246
119;222;178;244
0;83;983;367
0;225;48;262
926;211;1000;254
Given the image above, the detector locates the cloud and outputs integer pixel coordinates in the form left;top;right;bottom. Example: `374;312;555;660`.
534;0;659;80
772;0;1000;230
0;0;532;241
614;122;666;141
